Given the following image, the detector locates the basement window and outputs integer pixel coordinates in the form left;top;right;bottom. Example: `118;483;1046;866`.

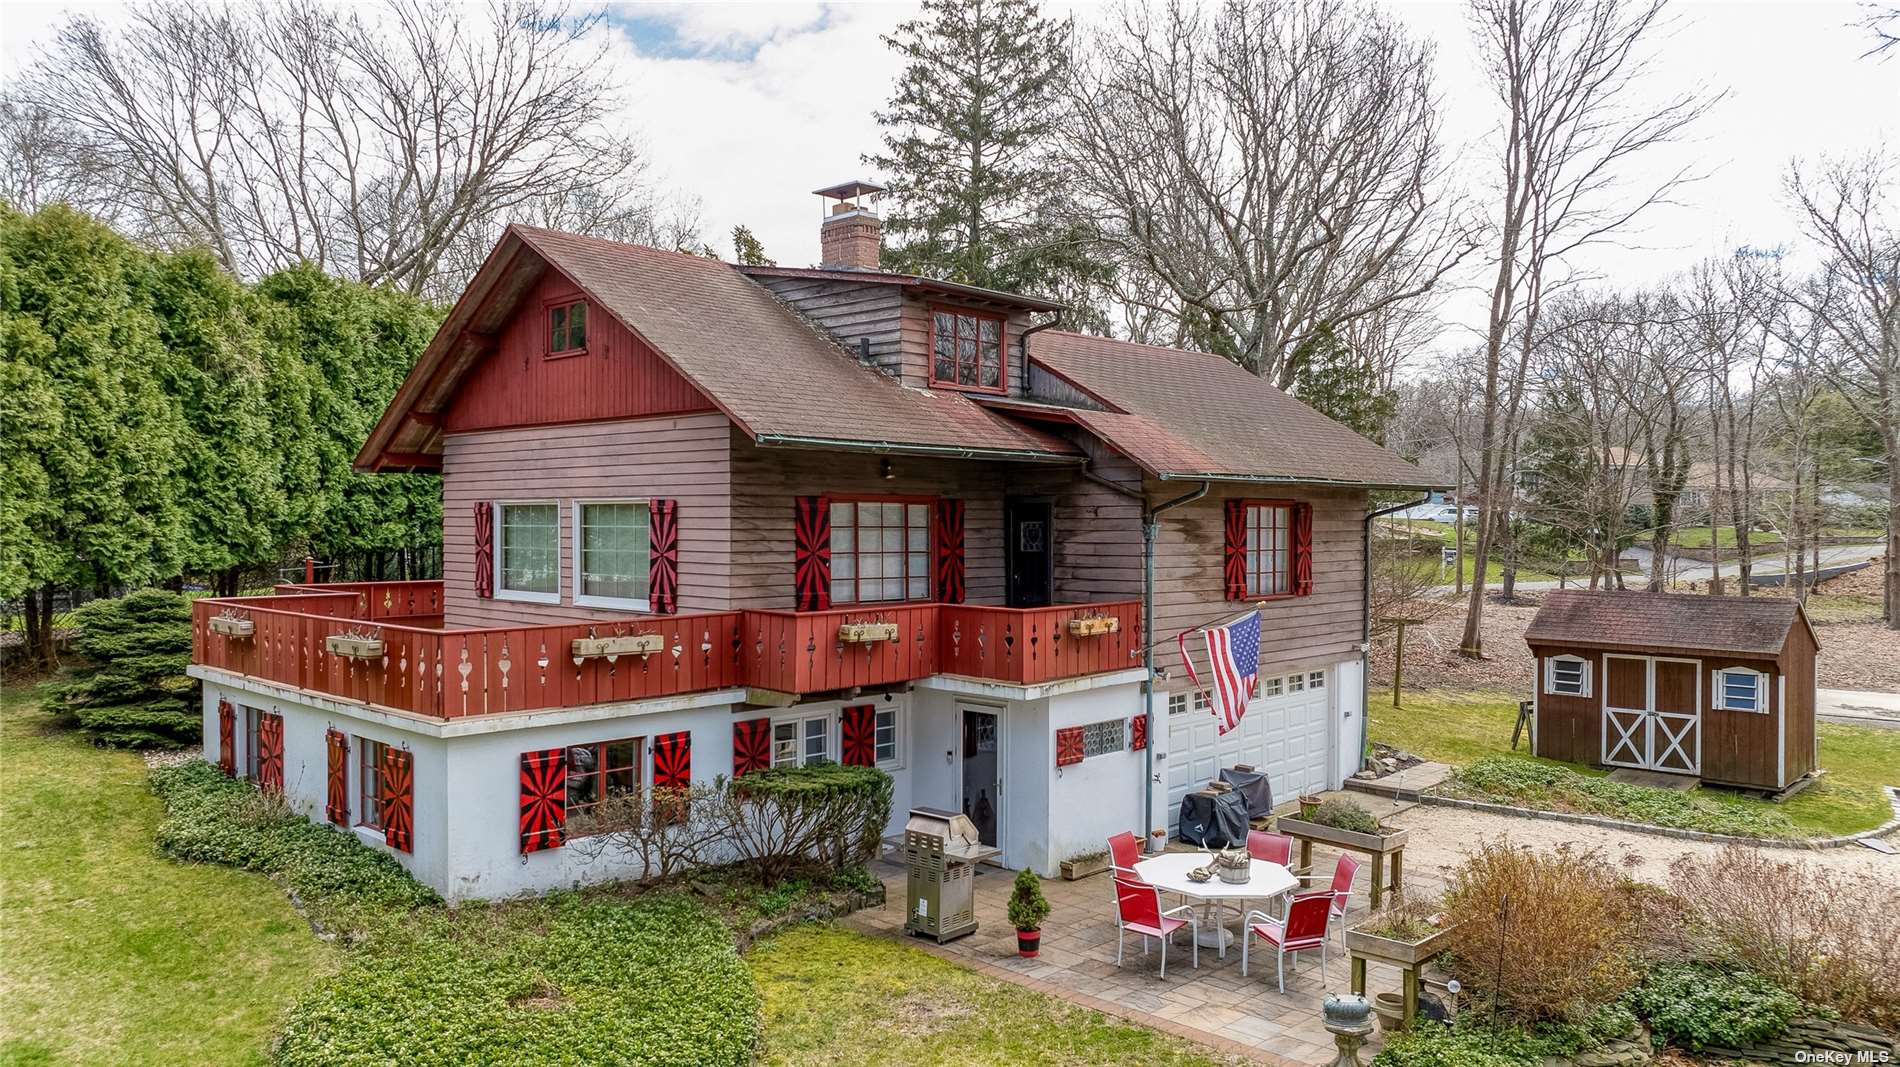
1079;718;1126;759
358;738;388;831
548;299;587;355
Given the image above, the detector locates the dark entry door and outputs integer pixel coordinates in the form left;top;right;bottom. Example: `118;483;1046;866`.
961;708;1001;847
1005;498;1053;608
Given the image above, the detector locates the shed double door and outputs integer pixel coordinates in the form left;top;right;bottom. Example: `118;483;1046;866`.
1602;655;1701;775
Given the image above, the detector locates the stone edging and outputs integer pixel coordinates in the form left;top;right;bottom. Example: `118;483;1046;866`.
1370;783;1900;850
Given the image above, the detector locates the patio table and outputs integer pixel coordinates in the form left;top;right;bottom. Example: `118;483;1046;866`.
1133;852;1299;954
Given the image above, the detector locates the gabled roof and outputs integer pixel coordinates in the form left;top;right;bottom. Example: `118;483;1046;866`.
357;227;1080;470
1523;590;1818;657
1026;331;1440;489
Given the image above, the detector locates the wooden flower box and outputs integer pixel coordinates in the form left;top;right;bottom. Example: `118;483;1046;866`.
209;616;255;638
325;634;384;659
837;621;898;644
1344;922;1459;967
570;633;665;659
1066;615;1121;637
1275;815;1410;909
1059;852;1112;880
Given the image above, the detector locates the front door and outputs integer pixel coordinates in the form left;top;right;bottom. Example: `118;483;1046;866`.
1602;655;1701;774
961;707;1002;847
1005;499;1053;608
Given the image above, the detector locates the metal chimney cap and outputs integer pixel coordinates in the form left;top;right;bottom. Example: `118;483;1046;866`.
813;179;888;200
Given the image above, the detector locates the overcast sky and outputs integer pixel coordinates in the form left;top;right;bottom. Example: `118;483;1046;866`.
4;0;1896;353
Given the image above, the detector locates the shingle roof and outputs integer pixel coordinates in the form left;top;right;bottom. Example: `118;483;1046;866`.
1523;590;1816;656
513;228;1079;460
1027;331;1439;489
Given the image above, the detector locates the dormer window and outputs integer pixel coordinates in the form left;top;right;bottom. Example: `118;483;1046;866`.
930;307;1005;393
548;299;587;356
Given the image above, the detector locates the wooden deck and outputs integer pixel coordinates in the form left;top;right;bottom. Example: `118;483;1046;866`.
192;582;1139;720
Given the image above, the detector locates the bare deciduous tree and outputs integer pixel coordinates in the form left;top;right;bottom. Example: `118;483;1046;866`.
1783;150;1899;626
1457;0;1716;656
1064;0;1473;388
4;0;685;300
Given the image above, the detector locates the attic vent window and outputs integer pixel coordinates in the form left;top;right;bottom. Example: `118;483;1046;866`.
549;300;587;356
929;308;1005;393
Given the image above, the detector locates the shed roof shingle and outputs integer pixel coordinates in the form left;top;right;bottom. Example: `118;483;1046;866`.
1027;331;1439;488
1523;590;1816;656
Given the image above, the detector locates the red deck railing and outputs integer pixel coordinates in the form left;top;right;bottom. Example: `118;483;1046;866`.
191;582;1139;719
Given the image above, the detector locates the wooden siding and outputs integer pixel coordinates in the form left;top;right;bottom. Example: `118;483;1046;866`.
753;277;906;379
440;413;734;628
444;270;713;433
1701;654;1782;788
1148;484;1370;686
1780;624;1817;783
1528;645;1602;763
1009;435;1145;604
896;295;1037;398
727;430;1013;609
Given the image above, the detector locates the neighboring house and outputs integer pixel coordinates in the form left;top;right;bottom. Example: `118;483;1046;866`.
187;182;1437;900
1523;590;1818;792
1604;448;1793;523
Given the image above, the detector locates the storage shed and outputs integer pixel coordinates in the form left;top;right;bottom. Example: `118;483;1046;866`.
1523;591;1819;792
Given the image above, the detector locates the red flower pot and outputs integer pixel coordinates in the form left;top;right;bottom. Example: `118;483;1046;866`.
1016;929;1041;957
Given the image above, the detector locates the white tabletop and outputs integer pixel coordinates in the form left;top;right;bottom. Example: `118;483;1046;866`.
1133;852;1299;901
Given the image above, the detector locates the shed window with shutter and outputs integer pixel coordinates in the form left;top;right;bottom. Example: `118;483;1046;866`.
573;501;650;610
496;502;559;603
830;498;931;604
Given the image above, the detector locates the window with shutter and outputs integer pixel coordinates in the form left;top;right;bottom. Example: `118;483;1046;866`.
648;498;678;614
732;718;771;776
325;729;350;825
379;747;414;852
840;704;876;766
793;496;831;610
473;501;495;598
933;499;965;603
519;748;568;853
217;699;236;775
257;713;285;795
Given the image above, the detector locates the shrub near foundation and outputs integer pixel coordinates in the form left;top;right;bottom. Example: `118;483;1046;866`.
1442;843;1637;1024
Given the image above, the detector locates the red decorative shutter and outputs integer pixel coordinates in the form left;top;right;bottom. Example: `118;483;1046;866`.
793;496;831;610
841;704;876;766
732;718;771;776
653;730;691;789
519;748;567;853
1055;726;1085;767
217;699;236;776
474;501;495;599
379;747;414;852
1291;502;1314;597
1223;500;1248;600
648;498;678;614
257;713;285;794
325;729;349;825
1129;714;1148;752
933;499;965;604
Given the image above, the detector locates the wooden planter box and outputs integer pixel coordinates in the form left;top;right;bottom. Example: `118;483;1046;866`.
209;616;255;638
1276;816;1409;855
571;633;664;659
1059;854;1112;880
1344;922;1459;967
838;621;898;644
325;634;384;659
1066;616;1121;637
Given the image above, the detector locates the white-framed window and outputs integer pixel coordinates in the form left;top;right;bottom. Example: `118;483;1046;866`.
1260;676;1283;698
1544;655;1591;697
773;714;832;768
496;501;560;603
1168;692;1189;716
573;500;650;610
1713;667;1767;713
1307;671;1326;689
1168;691;1214;715
830;498;931;604
1288;672;1306;693
357;737;388;830
244;705;265;780
874;706;902;768
1079;718;1126;759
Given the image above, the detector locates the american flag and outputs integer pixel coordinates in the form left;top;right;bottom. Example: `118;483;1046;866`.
1177;611;1261;735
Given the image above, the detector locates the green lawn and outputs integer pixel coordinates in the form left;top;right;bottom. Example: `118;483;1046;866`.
0;688;337;1066
749;925;1233;1067
1673;526;1785;550
1369;688;1900;838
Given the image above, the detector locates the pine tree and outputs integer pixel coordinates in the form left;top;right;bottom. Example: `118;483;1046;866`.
730;225;774;267
869;0;1106;320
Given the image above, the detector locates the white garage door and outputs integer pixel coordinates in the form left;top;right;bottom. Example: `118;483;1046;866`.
1166;669;1332;829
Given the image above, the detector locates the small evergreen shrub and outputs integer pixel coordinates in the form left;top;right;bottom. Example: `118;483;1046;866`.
1627;962;1799;1049
52;589;198;747
150;759;436;927
1006;868;1050;931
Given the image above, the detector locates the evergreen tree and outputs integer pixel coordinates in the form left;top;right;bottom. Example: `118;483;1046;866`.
870;0;1107;322
1288;328;1397;443
730;225;774;266
0;205;185;665
53;588;197;748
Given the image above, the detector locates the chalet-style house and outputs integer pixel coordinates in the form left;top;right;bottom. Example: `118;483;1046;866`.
187;182;1436;900
1524;590;1819;792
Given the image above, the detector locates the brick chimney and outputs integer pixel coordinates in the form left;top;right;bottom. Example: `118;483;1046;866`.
814;180;886;270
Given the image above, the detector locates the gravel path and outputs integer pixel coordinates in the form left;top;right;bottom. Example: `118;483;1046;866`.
1381;802;1900;896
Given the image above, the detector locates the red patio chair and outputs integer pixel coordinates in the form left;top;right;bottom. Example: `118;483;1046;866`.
1240;889;1332;993
1302;852;1360;951
1113;875;1199;978
1247;829;1293;866
1107;830;1143;871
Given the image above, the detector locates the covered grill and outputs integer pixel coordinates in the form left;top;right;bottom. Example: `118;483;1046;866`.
903;807;1000;944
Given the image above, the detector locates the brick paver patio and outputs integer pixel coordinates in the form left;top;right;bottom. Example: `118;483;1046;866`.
847;828;1448;1066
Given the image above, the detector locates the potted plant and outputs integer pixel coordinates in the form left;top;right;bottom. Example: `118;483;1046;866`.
1007;868;1051;958
1147;828;1167;854
1298;793;1323;819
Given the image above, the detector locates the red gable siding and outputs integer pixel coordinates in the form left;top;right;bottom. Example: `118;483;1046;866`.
445;270;714;433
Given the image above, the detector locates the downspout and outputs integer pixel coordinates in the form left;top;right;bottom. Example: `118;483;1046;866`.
1360;494;1432;777
1018;314;1062;396
1143;481;1210;842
